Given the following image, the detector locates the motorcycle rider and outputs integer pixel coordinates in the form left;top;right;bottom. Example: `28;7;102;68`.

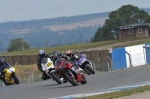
65;50;79;61
66;50;95;75
65;50;84;71
37;50;51;80
65;50;83;65
0;58;11;83
37;50;66;82
49;51;70;65
49;51;74;83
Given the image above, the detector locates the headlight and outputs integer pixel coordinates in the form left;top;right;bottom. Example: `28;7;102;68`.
8;68;13;73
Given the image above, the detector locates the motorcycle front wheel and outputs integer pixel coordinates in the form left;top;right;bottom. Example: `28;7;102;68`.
80;74;87;84
85;65;95;74
65;70;78;86
50;72;63;84
12;73;19;84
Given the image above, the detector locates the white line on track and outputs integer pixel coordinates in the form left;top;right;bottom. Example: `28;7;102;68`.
49;81;150;99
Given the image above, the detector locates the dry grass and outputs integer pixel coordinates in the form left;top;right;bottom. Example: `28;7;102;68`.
8;17;107;34
15;65;42;83
43;17;108;32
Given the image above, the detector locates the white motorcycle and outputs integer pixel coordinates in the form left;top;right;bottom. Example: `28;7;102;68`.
41;57;63;84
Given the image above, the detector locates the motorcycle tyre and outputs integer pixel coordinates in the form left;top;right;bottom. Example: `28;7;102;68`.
65;73;78;86
51;72;62;84
86;65;95;74
1;78;9;86
80;74;87;84
12;73;19;84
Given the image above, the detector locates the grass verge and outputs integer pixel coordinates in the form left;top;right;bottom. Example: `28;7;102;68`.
1;38;150;56
15;65;42;83
78;85;150;99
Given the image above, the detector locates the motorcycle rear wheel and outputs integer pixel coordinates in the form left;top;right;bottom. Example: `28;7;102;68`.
1;78;9;86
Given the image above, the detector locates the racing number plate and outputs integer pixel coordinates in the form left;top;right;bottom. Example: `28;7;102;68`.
46;62;52;67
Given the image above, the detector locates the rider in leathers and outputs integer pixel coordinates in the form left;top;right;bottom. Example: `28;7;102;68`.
37;50;51;80
65;50;81;66
0;58;11;84
37;50;70;81
49;51;70;65
49;51;74;83
65;50;84;71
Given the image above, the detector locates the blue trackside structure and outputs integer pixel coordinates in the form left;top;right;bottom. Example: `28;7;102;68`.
112;47;127;70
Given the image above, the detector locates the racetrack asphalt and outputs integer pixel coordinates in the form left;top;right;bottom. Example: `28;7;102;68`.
1;66;150;99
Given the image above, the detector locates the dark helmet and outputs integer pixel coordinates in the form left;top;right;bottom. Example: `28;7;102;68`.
0;58;5;65
38;50;46;58
50;51;58;61
66;50;72;57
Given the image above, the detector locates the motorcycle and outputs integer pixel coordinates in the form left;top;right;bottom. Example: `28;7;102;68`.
55;57;87;86
0;66;19;86
41;57;63;84
73;54;95;75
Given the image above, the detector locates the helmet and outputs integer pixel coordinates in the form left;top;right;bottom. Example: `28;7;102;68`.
0;58;5;65
38;50;46;58
50;51;58;61
66;50;72;57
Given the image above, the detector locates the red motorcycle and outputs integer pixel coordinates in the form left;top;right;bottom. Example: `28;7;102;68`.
55;57;87;86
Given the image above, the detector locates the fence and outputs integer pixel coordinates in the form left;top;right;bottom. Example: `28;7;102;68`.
0;50;111;71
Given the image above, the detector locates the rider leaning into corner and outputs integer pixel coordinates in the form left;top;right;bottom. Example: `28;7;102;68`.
0;58;11;83
49;51;85;80
65;50;78;61
66;50;95;75
49;50;80;70
37;50;52;80
49;51;70;65
49;51;73;83
65;50;83;70
37;50;69;82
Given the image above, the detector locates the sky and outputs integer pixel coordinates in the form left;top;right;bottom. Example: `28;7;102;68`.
0;0;150;23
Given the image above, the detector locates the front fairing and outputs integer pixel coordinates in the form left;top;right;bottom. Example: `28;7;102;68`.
55;58;66;72
55;58;73;72
4;67;15;74
41;58;54;71
4;67;15;84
